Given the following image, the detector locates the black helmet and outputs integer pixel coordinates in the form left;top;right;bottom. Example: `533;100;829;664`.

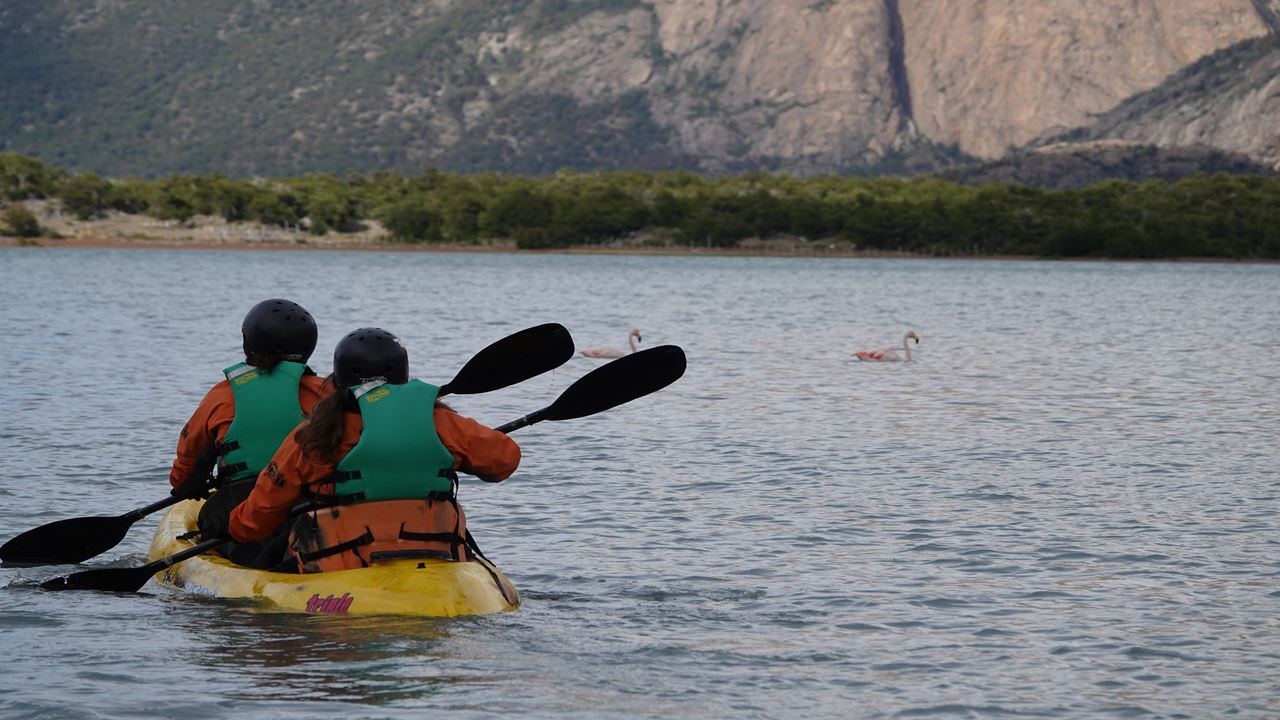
242;299;318;363
334;327;409;387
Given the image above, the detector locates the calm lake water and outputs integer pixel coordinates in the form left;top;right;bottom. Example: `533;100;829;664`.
0;248;1277;719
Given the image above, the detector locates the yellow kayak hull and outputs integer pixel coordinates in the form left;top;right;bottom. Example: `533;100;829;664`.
146;500;520;617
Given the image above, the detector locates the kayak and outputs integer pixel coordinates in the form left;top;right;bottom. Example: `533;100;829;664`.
146;500;520;616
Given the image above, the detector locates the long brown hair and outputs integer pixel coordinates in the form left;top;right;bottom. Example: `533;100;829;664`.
296;376;454;462
245;352;286;372
297;375;355;462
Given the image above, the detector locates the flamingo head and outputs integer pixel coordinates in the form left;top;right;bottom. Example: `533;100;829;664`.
905;331;920;344
629;329;642;342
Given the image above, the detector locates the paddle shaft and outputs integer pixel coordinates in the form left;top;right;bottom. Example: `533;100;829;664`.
496;410;547;434
125;495;183;523
146;536;229;574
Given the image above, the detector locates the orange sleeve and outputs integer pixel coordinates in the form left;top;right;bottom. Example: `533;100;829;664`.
228;412;362;542
299;373;332;415
168;382;235;489
434;408;521;482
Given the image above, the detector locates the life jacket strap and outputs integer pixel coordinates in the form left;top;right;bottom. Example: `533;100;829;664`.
220;461;249;476
397;528;465;544
464;529;489;562
322;488;457;506
212;439;249;481
464;529;519;606
328;465;456;496
295;528;375;562
400;496;467;562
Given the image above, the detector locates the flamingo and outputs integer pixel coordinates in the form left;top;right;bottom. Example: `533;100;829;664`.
579;329;642;358
854;331;919;362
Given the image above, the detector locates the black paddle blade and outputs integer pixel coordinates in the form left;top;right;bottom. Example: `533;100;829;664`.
39;534;231;594
41;563;157;593
546;344;687;422
1;516;131;567
440;323;574;396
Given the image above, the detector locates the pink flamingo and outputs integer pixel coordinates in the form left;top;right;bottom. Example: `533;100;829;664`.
854;331;919;362
579;329;642;358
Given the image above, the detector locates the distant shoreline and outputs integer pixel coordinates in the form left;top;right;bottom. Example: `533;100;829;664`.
3;234;1276;264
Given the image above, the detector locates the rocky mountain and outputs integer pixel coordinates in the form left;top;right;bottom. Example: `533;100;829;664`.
0;0;1275;178
900;0;1272;159
1052;35;1280;170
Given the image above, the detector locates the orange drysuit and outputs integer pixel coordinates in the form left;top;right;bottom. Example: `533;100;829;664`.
228;409;519;544
168;374;330;489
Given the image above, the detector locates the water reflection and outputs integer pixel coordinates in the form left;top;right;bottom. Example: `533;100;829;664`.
169;601;471;703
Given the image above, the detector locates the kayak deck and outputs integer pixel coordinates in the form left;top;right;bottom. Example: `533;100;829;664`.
147;500;520;616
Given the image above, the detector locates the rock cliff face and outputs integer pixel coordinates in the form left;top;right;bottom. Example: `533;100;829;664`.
475;0;922;174
898;0;1271;159
502;0;1275;171
645;0;913;173
0;0;1275;177
1060;37;1280;169
474;0;1278;171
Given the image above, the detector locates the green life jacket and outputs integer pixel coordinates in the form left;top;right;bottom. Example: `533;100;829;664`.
332;379;457;503
218;361;307;483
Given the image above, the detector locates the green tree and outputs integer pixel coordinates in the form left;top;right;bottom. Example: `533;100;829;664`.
289;174;365;234
0;154;62;201
478;186;555;238
197;176;257;222
648;188;686;227
559;185;649;242
59;173;116;220
109;179;154;215
438;191;487;242
246;189;301;227
381;200;443;243
1;204;43;237
148;176;199;222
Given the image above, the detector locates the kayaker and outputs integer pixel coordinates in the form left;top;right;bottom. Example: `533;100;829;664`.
169;298;324;565
216;327;520;573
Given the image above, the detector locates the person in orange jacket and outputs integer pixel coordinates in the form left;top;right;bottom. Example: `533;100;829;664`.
169;298;325;565
217;327;520;573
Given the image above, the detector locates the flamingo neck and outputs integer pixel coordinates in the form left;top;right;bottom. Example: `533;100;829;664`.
628;336;637;352
903;335;913;362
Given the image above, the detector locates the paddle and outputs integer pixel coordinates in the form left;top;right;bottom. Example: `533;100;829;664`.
497;345;687;433
439;322;575;397
40;536;229;593
4;323;574;567
40;343;686;593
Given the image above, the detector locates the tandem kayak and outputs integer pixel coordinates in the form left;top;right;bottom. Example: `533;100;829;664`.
146;500;520;616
